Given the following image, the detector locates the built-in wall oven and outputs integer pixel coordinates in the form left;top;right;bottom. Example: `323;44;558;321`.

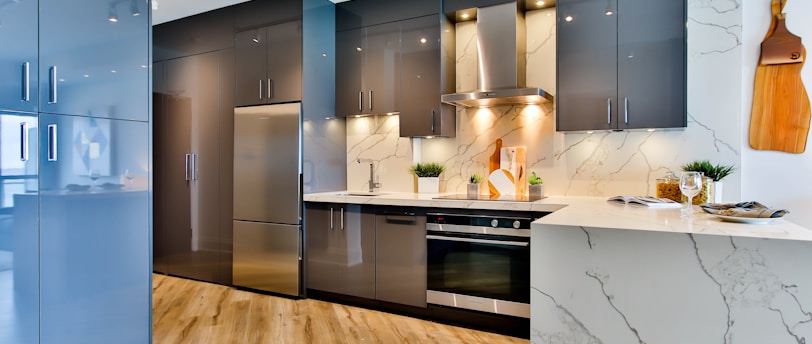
426;212;540;319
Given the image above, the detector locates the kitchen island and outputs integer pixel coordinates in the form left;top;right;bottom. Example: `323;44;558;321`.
531;198;812;344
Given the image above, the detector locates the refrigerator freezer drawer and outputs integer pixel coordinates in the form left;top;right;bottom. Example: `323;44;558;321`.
233;220;300;296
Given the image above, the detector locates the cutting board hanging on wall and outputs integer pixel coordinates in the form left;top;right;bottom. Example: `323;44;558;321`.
749;0;811;154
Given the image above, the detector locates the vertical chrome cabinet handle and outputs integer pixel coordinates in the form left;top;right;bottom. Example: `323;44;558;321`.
358;91;363;112
22;62;30;102
267;78;272;99
431;110;436;133
340;207;344;230
624;97;629;124
259;80;263;100
47;124;57;161
192;154;198;180
184;154;191;181
368;90;373;111
20;123;28;161
49;66;57;104
330;207;334;230
606;98;612;125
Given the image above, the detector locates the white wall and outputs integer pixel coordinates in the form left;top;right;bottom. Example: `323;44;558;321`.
742;1;812;229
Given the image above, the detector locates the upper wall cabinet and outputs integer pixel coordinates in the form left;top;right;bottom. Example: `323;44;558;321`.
38;0;149;121
235;20;303;106
0;0;38;113
556;0;686;131
336;21;401;117
153;7;236;62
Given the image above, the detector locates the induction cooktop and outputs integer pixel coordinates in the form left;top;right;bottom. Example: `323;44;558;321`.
433;194;546;202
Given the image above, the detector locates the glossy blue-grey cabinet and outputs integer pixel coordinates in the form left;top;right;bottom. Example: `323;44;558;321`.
0;111;39;344
0;0;38;113
38;0;149;121
557;0;686;131
235;20;303;106
37;113;150;343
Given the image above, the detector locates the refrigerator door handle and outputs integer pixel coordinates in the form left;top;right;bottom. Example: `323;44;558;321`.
192;153;198;181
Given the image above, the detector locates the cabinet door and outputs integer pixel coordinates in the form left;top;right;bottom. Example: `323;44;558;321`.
39;0;149;121
339;204;375;299
38;114;150;343
335;28;365;116
364;22;401;115
0;111;39;343
399;15;441;137
617;0;686;129
0;0;38;113
375;209;427;307
158;53;223;284
235;29;268;106
304;202;340;293
267;21;303;103
556;0;618;131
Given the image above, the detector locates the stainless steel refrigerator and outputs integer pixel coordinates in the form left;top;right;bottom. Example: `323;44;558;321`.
233;103;302;296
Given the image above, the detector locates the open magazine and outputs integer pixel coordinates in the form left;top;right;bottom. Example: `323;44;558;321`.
607;196;682;208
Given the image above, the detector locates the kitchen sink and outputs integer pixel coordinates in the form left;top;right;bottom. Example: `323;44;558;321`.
338;192;388;197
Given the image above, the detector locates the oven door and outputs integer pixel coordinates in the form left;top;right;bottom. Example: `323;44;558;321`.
426;230;530;318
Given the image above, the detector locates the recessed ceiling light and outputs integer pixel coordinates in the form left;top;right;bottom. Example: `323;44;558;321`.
565;15;573;22
419;37;427;44
461;13;469;19
536;1;545;6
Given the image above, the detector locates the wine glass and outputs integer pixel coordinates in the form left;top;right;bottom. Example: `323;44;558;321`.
89;168;101;187
124;169;135;189
679;171;703;218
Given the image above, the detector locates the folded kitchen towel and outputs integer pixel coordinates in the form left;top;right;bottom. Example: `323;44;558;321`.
700;201;789;218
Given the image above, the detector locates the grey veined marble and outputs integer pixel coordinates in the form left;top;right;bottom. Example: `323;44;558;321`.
531;225;812;344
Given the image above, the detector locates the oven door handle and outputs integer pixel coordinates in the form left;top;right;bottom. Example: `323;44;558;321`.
426;235;529;247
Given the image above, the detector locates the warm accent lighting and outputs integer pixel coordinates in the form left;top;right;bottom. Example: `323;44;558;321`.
461;13;470;19
425;136;434;139
420;37;427;44
356;47;362;52
586;131;594;134
647;129;656;132
565;15;573;22
536;1;545;6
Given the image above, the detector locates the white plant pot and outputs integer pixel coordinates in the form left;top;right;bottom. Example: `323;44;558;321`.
713;181;723;203
417;177;440;194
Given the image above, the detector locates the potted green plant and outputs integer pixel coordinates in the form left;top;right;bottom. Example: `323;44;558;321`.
528;171;544;200
409;162;445;194
467;173;484;198
681;160;735;203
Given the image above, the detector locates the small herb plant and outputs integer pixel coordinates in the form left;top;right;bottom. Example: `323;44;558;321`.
681;160;735;182
409;162;445;178
469;173;484;184
528;171;543;185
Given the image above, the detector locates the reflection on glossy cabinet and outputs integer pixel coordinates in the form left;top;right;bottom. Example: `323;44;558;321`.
37;113;150;343
38;0;149;121
1;111;39;344
557;0;685;131
235;21;303;106
154;49;235;285
305;202;375;299
0;0;38;113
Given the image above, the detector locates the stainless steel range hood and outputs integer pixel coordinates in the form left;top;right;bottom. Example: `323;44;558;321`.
441;2;553;108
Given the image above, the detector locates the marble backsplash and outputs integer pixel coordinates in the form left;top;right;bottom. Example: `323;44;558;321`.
347;2;742;199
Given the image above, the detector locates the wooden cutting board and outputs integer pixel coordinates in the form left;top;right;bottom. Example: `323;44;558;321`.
749;0;811;154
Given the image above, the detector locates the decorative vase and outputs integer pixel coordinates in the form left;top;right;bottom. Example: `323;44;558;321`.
417;177;440;194
529;184;544;200
467;183;480;198
711;181;723;203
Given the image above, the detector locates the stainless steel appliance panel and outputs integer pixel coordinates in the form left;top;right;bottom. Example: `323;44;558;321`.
233;103;301;224
233;220;300;296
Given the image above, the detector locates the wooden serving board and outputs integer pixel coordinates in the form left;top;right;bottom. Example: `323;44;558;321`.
749;0;811;154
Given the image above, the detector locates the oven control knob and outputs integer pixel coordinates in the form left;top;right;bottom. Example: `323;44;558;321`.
513;220;521;229
490;219;499;227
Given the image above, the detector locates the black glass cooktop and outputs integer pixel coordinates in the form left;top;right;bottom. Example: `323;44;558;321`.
433;194;546;202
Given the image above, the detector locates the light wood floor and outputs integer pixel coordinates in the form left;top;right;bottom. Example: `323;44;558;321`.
153;274;529;344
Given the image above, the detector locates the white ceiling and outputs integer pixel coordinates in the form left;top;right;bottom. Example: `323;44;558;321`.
152;0;351;26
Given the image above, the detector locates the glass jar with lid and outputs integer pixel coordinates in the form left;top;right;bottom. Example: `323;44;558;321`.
656;171;681;202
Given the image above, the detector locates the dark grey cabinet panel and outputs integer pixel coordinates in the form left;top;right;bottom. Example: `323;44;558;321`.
233;0;302;31
38;0;149;121
153;50;234;285
556;0;685;131
235;21;303;106
153;7;235;62
336;0;438;31
375;208;427;307
335;21;400;117
305;203;375;299
0;0;37;113
399;15;455;137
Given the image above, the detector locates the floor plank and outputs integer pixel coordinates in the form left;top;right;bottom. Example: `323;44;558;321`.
152;274;528;344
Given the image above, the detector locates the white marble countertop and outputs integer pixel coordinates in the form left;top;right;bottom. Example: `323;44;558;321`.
305;191;812;241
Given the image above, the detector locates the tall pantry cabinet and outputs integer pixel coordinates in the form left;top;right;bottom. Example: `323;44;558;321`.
0;0;152;343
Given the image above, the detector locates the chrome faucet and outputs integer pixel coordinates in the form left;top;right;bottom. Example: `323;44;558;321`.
357;158;381;192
